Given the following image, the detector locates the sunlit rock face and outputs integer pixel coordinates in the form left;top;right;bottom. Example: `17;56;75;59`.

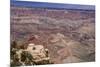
26;43;50;61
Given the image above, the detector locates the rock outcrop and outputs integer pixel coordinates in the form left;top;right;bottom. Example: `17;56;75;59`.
11;42;52;66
